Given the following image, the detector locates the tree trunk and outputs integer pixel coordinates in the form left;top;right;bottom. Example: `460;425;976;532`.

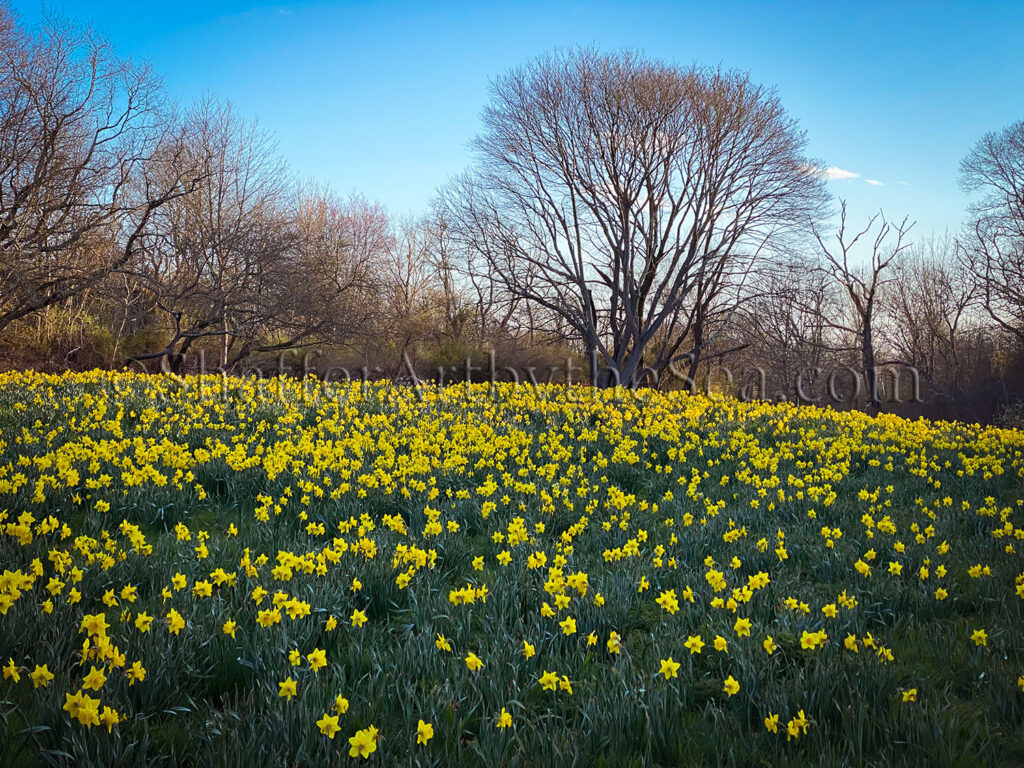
863;319;880;417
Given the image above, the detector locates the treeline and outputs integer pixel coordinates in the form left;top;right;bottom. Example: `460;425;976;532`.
1;6;1022;424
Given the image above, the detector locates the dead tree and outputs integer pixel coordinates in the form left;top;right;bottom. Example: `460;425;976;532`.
814;202;914;416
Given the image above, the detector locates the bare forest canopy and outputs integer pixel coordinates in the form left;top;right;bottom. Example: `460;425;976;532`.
1;5;1023;424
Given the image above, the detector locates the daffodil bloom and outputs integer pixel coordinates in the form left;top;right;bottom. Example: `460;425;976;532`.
763;635;777;655
99;706;119;732
786;709;809;740
334;694;350;714
723;675;740;696
306;648;327;672
284;599;311;620
416;719;433;745
658;657;680;680
29;664;53;688
278;677;298;701
257;608;281;627
3;658;20;682
764;713;779;733
734;617;752;637
800;630;827;650
902;688;917;702
523;640;535;658
714;635;728;653
348;725;378;758
192;580;213;598
684;635;705;654
80;613;109;637
971;628;988;647
66;691;101;727
127;661;146;685
82;666;106;691
350;608;368;627
223;619;237;638
63;690;83;718
607;631;622;654
317;713;340;738
539;670;558;691
465;652;483;671
167;609;185;635
656;589;679;614
497;707;512;728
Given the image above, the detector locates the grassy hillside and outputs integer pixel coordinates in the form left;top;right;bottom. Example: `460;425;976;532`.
1;371;1022;766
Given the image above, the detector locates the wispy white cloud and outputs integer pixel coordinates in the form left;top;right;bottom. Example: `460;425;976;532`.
800;164;861;181
864;178;884;187
822;166;860;181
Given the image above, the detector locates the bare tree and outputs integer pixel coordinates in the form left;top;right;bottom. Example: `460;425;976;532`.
129;97;294;372
958;121;1024;344
425;207;531;345
379;215;439;370
229;183;378;369
441;48;827;387
814;202;914;415
884;234;980;402
730;258;837;402
0;5;203;338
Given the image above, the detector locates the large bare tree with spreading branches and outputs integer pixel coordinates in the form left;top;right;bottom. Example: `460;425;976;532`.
958;120;1024;344
441;48;828;387
0;4;205;339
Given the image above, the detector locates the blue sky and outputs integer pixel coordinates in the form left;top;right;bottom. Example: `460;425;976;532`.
12;1;1024;238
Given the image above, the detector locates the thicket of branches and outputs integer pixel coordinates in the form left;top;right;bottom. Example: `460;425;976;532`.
1;6;1022;424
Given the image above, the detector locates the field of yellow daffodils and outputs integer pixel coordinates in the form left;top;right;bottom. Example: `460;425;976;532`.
1;371;1023;767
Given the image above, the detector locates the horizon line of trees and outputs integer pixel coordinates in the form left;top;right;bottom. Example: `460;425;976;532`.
2;4;1023;425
